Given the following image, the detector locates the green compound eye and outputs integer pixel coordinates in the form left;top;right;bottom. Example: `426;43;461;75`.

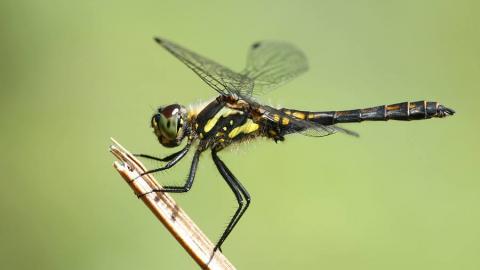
158;113;178;139
153;104;186;148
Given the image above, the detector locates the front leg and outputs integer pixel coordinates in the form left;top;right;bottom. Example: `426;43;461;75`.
134;149;186;162
139;143;192;176
138;150;201;197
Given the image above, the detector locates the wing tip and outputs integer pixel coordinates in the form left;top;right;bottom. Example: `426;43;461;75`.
335;126;360;138
251;42;261;49
153;36;164;44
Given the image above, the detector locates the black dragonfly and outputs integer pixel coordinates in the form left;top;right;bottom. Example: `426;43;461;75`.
135;37;455;252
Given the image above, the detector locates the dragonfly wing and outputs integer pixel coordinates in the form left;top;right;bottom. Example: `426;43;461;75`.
155;37;355;138
154;37;254;96
241;41;309;96
298;124;359;137
258;104;358;137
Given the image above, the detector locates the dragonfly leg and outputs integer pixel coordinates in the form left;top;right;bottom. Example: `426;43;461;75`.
133;149;186;162
138;150;201;197
220;158;251;243
139;144;191;176
211;150;251;252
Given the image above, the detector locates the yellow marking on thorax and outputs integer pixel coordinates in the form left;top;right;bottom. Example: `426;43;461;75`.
228;120;259;138
281;117;290;125
204;107;241;133
204;118;219;133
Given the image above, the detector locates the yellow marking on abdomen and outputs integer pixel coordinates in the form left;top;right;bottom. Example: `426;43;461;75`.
292;111;306;119
281;117;290;125
228;120;259;138
386;105;400;111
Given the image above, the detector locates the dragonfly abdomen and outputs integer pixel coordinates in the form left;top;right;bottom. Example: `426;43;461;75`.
282;101;455;125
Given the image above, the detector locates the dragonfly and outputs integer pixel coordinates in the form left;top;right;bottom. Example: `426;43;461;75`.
135;37;455;252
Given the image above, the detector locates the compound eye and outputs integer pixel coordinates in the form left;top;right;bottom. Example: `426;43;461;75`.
160;104;180;118
157;104;183;139
157;113;178;139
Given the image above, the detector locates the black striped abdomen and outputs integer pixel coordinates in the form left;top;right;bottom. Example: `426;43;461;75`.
281;101;455;125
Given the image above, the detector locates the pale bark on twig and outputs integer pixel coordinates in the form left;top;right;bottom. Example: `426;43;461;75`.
110;138;236;270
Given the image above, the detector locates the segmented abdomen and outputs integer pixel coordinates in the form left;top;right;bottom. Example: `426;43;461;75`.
281;101;455;125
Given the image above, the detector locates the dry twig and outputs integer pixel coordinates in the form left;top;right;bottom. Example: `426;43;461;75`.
110;138;236;270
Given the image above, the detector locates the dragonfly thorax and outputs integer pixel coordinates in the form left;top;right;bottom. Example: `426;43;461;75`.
151;104;188;148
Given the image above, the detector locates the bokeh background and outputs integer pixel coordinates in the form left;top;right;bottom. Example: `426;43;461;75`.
1;1;479;269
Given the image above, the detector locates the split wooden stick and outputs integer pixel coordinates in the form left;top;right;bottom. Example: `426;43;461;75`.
110;138;236;270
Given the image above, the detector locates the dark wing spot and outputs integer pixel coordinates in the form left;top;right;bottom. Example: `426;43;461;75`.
166;121;171;128
154;37;164;44
252;42;261;49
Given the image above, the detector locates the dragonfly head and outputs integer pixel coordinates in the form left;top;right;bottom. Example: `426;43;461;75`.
151;104;188;148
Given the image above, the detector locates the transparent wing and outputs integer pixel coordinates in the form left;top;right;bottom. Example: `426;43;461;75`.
239;42;353;137
289;116;359;137
298;124;359;137
154;37;355;138
241;41;309;96
154;37;253;96
258;103;358;138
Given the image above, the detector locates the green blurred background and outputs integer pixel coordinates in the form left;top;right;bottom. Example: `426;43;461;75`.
1;0;479;269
